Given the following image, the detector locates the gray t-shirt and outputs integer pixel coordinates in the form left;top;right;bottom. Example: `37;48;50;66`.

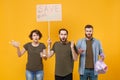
24;42;46;71
52;41;77;76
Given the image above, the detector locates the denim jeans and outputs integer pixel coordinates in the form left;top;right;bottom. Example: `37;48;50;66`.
80;69;98;80
26;70;43;80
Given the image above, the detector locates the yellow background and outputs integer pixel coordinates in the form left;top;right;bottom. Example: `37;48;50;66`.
0;0;120;80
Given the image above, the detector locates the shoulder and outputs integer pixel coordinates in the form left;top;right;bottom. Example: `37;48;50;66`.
93;38;102;45
54;41;60;45
24;42;31;46
39;42;45;45
23;42;31;49
52;41;61;47
77;38;85;43
39;42;46;48
93;38;100;42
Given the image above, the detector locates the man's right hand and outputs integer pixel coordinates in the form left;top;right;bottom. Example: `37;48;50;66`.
47;38;52;45
78;48;84;54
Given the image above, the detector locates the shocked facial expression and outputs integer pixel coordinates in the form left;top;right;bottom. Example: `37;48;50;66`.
85;28;93;39
32;32;40;43
59;30;68;43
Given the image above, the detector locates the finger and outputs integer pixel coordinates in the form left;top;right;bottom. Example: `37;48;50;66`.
11;40;15;42
9;40;14;45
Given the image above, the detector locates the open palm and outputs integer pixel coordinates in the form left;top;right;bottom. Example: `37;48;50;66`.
10;40;20;48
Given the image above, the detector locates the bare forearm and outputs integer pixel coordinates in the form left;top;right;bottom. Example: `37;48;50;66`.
71;48;78;61
16;47;22;57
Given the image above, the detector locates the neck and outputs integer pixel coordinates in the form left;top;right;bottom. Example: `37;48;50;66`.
32;42;39;46
60;40;68;44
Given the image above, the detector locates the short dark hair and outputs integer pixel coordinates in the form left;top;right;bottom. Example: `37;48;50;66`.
85;24;93;29
59;28;68;34
29;29;42;40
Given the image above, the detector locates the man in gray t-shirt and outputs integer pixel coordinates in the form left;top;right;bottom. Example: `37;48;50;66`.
47;28;78;80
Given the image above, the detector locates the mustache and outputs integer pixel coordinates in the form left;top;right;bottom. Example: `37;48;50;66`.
85;34;92;37
60;37;67;41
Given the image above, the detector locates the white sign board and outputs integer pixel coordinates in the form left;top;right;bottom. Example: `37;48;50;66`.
36;4;62;22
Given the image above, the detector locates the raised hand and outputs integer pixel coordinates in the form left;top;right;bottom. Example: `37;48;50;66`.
78;48;84;54
47;38;52;45
10;40;20;48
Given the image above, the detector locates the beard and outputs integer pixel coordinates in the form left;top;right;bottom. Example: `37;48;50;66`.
60;37;67;43
85;34;93;39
